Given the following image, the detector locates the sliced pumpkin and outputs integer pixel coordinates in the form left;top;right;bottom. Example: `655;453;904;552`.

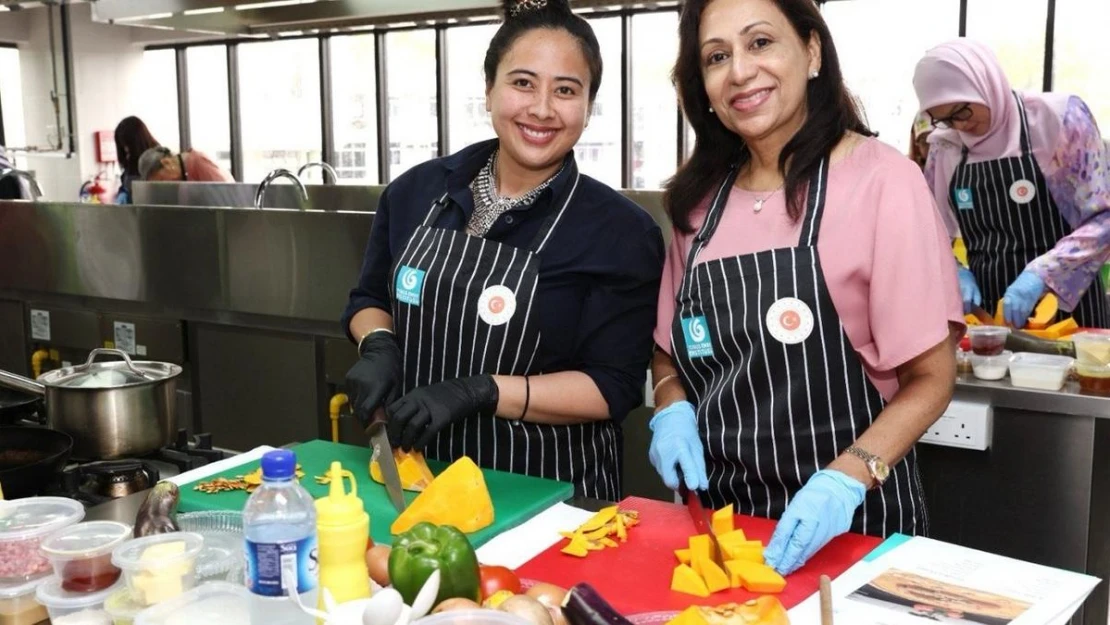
1027;293;1059;329
994;300;1006;326
674;548;692;565
370;449;435;492
670;564;710;598
699;558;732;594
1047;317;1079;337
389;455;494;534
964;313;982;326
724;560;786;594
711;504;734;535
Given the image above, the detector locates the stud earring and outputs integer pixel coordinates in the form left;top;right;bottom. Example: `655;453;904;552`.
809;70;819;79
708;106;714;113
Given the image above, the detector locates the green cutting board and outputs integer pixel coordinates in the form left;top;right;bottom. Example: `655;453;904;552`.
175;440;575;548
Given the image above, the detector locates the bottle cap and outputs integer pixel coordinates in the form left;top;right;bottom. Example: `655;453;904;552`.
260;449;296;479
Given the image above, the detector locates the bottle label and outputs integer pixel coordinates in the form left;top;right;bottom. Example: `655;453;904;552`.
245;535;319;596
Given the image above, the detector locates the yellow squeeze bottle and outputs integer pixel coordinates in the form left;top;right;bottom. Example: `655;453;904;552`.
315;461;372;614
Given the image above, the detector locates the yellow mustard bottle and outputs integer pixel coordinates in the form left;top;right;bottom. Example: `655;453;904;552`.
314;461;372;614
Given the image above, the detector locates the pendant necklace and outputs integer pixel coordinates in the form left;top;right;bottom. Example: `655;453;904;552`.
753;183;784;213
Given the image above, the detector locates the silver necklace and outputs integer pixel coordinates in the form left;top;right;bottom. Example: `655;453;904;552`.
751;182;784;213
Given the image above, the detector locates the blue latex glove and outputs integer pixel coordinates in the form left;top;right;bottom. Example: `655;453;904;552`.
763;469;866;575
957;266;982;314
1003;271;1047;328
648;401;708;491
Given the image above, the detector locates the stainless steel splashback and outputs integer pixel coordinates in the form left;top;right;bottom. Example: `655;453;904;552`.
132;181;383;212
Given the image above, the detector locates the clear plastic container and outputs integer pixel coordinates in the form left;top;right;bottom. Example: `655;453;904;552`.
111;532;203;607
413;610;531;625
1008;353;1074;391
1076;362;1110;396
1070;332;1110;367
968;326;1010;356
175;512;244;582
41;521;132;593
971;350;1012;381
103;587;145;625
34;576;119;624
0;497;86;583
176;512;242;535
132;582;251;625
0;576;49;625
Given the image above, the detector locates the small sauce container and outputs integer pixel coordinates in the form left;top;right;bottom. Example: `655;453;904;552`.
968;326;1010;356
34;576;119;624
0;497;86;584
0;576;49;625
111;533;203;607
971;350;1012;381
1076;363;1110;396
40;522;132;594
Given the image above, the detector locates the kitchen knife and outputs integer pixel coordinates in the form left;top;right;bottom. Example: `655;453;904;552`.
676;468;725;568
970;306;995;325
366;407;406;513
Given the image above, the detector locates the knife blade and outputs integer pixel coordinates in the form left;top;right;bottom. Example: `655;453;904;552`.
365;407;406;513
676;468;725;568
970;306;995;325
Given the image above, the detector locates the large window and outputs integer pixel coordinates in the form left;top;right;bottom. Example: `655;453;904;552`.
576;17;622;188
446;24;498;154
1052;0;1110;128
0;47;26;150
238;39;322;183
186;45;232;176
386;30;437;182
966;0;1047;92
630;12;679;189
824;0;960;154
331;34;380;184
139;49;180;151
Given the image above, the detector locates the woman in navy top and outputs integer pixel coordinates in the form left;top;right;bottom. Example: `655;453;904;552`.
341;0;663;499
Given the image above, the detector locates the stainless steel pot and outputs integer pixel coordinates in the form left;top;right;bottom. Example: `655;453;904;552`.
0;349;182;459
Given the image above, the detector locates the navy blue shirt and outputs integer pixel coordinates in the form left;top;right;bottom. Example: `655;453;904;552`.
342;140;664;422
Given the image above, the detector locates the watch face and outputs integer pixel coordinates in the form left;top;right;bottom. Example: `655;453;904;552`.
871;459;891;483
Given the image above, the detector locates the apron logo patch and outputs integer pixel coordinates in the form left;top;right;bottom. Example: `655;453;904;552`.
1009;179;1036;204
395;266;426;306
477;285;517;326
681;316;714;359
766;297;815;345
955;188;975;211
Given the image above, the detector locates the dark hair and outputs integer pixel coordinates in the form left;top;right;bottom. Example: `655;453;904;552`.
665;0;871;231
114;116;161;177
484;0;603;102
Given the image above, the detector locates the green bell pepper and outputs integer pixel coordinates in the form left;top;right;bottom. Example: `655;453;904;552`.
388;522;481;606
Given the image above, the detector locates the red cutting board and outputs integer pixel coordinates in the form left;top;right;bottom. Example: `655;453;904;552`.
514;496;882;618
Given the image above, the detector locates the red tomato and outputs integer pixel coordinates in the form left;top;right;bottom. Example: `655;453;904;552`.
479;565;522;600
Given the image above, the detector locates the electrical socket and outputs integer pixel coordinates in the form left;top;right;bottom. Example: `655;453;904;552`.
919;397;993;450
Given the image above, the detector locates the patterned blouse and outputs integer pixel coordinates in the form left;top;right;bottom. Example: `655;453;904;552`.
925;96;1110;311
466;150;562;238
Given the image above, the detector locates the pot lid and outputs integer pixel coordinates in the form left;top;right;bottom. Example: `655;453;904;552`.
39;349;181;389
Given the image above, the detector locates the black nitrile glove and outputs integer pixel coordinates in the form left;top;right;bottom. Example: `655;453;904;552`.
386;375;500;451
345;331;403;427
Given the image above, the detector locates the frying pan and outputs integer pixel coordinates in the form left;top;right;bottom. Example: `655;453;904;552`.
0;426;73;499
0;387;43;425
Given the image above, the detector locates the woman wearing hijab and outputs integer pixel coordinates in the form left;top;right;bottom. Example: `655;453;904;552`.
341;0;663;500
650;0;962;576
914;39;1110;328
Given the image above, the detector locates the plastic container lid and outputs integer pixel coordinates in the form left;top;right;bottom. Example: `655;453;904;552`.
968;325;1010;337
413;610;531;625
111;533;204;572
41;521;133;559
35;577;121;610
1009;353;1074;369
0;497;86;541
132;582;250;625
192;532;241;580
1071;332;1110;366
0;575;49;600
260;449;297;480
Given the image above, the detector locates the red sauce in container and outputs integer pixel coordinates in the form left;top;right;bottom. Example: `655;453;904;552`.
60;553;121;592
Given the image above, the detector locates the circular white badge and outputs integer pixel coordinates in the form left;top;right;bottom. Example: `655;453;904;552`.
765;297;815;345
1010;180;1036;204
477;285;517;326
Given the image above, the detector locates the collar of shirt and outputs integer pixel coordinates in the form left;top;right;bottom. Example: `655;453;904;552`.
441;138;578;221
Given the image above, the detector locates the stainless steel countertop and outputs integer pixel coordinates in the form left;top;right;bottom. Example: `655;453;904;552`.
956;374;1110;419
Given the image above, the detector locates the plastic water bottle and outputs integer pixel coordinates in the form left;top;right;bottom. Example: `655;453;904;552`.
244;449;318;622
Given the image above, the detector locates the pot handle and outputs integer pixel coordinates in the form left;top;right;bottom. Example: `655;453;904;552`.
79;348;155;380
0;368;46;396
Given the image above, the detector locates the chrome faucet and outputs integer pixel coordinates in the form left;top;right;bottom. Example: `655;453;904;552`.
0;168;43;200
254;169;309;210
297;161;339;185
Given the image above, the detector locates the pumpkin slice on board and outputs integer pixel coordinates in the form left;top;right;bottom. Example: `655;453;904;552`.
370;449;435;492
1026;294;1059;330
389;455;494;534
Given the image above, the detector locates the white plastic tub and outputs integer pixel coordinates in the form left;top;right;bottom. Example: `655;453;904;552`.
971;350;1012;381
133;582;250;625
1008;353;1074;390
0;497;85;584
111;533;203;607
0;576;48;625
35;576;120;624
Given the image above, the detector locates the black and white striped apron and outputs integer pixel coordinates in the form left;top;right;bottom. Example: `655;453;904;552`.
670;158;926;537
389;161;622;500
949;91;1108;328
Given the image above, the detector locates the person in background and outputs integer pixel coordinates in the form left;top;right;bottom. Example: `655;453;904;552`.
909;111;933;170
138;146;234;183
340;0;663;499
649;0;962;575
114;116;161;204
914;39;1110;328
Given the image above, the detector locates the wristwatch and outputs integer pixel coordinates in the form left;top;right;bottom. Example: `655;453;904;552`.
844;446;890;488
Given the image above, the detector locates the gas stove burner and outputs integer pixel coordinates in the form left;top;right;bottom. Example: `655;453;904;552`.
151;429;230;473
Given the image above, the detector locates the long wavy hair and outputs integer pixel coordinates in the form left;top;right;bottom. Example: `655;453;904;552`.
665;0;871;231
114;116;161;178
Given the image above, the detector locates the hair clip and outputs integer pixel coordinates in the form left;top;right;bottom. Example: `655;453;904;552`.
508;0;549;17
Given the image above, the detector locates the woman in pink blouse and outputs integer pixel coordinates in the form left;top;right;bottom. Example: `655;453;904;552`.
649;0;963;576
914;39;1109;328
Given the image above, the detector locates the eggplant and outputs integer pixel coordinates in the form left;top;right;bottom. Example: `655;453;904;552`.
1006;330;1076;358
134;481;181;537
560;583;632;625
